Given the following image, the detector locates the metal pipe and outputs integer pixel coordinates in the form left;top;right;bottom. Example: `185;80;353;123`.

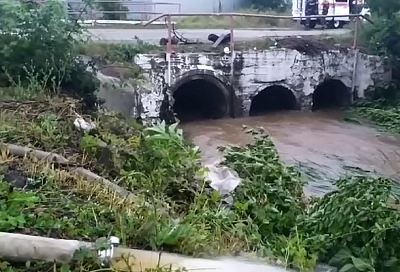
351;49;359;104
143;12;373;26
229;15;235;118
68;11;162;15
353;16;359;48
166;15;173;88
66;1;180;5
351;18;360;104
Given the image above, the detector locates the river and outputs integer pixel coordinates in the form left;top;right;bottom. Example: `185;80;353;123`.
181;110;400;196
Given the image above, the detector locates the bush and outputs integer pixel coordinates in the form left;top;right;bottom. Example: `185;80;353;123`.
361;13;400;64
356;2;400;132
0;0;99;106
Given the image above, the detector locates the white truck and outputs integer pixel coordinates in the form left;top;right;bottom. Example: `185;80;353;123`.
292;0;369;29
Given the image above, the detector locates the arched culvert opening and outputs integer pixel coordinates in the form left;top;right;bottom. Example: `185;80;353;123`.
312;79;351;111
172;75;230;122
249;85;298;116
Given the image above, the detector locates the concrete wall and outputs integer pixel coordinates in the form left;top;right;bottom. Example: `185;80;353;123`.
134;48;390;121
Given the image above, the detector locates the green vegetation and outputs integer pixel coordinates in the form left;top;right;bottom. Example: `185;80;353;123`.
246;0;290;12
2;109;400;272
1;1;400;272
354;1;400;133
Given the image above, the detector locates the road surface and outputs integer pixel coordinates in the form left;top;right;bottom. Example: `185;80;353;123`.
88;28;351;43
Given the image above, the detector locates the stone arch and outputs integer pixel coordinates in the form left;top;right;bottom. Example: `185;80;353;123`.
170;69;235;122
249;83;299;116
312;79;351;111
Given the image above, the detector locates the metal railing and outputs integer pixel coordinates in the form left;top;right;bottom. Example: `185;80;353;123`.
142;12;372;57
53;1;181;24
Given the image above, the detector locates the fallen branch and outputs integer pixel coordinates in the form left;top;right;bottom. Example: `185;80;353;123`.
0;143;138;203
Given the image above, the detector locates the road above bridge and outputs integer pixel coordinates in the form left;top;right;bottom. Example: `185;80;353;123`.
88;28;351;42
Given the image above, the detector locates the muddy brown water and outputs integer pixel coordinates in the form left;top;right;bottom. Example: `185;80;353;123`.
181;110;400;196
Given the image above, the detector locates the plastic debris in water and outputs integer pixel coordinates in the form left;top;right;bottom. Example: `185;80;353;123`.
204;163;242;196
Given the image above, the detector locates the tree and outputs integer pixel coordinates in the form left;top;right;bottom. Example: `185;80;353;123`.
247;0;290;12
97;2;129;20
363;0;400;63
365;0;400;19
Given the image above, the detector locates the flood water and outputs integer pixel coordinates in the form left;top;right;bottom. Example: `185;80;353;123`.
181;110;400;196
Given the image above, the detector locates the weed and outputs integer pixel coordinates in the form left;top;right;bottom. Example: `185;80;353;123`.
352;83;400;134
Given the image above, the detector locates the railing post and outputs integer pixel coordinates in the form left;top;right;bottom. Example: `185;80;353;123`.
353;16;359;48
351;16;360;104
166;15;173;88
229;15;235;118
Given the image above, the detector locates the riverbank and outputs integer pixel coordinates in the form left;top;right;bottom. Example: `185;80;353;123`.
2;90;400;272
1;1;400;271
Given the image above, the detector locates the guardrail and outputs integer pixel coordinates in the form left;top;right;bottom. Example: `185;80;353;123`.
60;1;181;24
142;13;372;55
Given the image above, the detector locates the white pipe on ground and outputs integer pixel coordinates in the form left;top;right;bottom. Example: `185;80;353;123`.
0;232;92;263
0;232;334;272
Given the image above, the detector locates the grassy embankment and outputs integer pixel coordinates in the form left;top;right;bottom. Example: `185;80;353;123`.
1;1;400;271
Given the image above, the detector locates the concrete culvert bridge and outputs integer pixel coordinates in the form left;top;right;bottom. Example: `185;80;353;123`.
249;85;298;116
172;75;229;122
312;79;351;111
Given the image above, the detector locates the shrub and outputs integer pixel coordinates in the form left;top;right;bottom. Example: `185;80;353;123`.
0;0;99;106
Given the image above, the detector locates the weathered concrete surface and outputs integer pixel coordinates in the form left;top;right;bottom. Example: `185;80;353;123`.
134;48;390;120
88;28;351;42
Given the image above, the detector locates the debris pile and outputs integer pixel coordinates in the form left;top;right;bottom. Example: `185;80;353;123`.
276;36;349;55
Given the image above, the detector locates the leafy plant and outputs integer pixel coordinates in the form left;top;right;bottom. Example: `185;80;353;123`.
0;182;39;232
80;134;100;157
300;176;400;272
0;0;99;107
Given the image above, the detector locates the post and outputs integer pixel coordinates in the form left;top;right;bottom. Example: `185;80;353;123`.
350;17;360;104
166;15;173;88
353;16;359;48
229;15;235;118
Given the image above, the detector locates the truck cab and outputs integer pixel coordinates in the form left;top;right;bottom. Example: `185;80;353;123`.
292;0;366;29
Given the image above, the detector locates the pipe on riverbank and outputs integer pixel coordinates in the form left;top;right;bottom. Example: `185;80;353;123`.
0;232;93;263
0;232;287;272
0;231;337;272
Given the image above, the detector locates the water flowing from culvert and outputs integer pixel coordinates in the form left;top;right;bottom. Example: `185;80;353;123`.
181;110;400;197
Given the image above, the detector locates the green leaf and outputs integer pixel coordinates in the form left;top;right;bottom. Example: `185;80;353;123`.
60;263;71;272
339;263;357;272
384;257;399;268
351;257;374;272
329;249;352;266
